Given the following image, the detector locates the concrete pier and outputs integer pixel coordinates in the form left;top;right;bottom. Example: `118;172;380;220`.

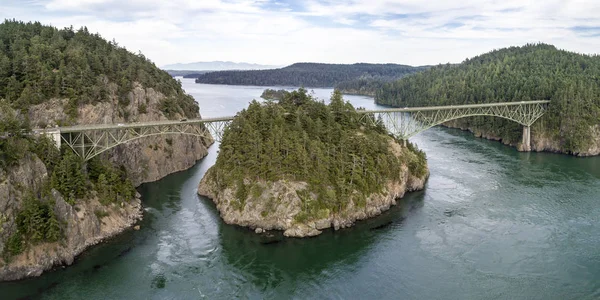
522;126;531;152
45;129;61;149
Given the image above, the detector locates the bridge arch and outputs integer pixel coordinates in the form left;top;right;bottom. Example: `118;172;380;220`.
63;131;213;161
47;101;549;161
361;100;549;149
59;120;230;161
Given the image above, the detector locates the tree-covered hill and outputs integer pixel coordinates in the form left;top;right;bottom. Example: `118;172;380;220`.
0;20;198;119
199;89;427;236
193;63;427;89
376;43;600;155
0;20;204;269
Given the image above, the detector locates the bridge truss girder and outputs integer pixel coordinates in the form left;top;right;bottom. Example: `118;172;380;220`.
360;101;549;140
62;121;231;161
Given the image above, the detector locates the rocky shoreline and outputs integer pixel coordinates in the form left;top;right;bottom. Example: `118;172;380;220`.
442;120;600;156
198;142;429;238
0;192;143;282
0;83;212;281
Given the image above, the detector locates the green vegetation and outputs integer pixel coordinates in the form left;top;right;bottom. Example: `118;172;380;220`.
194;63;426;89
0;20;198;120
335;71;429;96
376;43;600;153
211;88;426;220
260;89;289;100
1;120;136;260
0;20;173;260
2;191;61;261
0;100;30;169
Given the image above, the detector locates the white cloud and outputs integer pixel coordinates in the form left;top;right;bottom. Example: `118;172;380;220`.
1;0;600;67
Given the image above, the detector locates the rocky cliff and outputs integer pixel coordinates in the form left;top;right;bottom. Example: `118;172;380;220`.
198;140;428;237
0;155;142;281
28;82;212;185
0;82;211;281
443;120;600;156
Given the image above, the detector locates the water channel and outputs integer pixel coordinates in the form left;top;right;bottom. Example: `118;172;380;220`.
2;78;600;299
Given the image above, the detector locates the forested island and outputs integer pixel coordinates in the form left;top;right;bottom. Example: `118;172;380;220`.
376;43;600;156
260;89;288;100
198;89;428;237
193;63;427;95
0;20;210;281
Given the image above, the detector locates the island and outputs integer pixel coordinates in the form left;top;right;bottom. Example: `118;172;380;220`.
260;88;289;100
198;89;428;237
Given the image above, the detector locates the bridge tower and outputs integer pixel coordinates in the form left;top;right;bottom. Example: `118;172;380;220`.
522;126;531;152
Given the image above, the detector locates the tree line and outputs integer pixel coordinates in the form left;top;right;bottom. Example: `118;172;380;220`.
0;20;198;120
376;43;600;153
193;63;426;90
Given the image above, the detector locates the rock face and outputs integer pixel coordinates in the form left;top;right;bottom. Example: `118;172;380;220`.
443;120;600;156
28;82;212;185
0;156;142;281
0;82;211;281
198;141;428;238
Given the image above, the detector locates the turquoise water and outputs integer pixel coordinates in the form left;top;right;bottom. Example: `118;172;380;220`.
2;79;599;299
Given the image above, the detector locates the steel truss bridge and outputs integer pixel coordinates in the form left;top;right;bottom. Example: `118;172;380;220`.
35;100;550;161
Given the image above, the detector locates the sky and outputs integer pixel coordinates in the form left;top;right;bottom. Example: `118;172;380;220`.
2;0;600;67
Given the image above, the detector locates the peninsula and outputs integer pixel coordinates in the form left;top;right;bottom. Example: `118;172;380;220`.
0;20;211;281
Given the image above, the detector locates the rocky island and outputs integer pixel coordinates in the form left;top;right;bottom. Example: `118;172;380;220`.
199;89;428;237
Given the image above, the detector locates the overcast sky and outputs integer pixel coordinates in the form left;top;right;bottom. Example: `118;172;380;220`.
2;0;600;67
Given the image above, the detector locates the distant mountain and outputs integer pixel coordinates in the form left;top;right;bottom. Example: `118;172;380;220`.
162;61;279;71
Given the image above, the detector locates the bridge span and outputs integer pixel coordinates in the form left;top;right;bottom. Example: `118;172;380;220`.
33;100;550;161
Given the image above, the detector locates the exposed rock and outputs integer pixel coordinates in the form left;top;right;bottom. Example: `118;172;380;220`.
443;120;600;156
199;140;429;238
255;228;263;234
0;82;211;281
0;155;48;254
284;224;321;238
28;82;212;186
314;219;331;230
0;169;142;281
134;225;141;231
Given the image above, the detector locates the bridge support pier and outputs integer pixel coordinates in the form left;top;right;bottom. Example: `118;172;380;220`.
522;126;531;152
41;129;62;149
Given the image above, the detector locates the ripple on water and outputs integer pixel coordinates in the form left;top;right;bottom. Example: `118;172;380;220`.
3;82;600;300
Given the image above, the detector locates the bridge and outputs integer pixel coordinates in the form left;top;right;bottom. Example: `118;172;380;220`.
33;100;550;161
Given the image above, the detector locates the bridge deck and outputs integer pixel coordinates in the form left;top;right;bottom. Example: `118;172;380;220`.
54;115;236;133
27;100;551;160
34;100;551;133
359;100;551;113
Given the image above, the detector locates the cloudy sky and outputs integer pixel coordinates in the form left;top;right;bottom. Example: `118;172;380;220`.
2;0;600;67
